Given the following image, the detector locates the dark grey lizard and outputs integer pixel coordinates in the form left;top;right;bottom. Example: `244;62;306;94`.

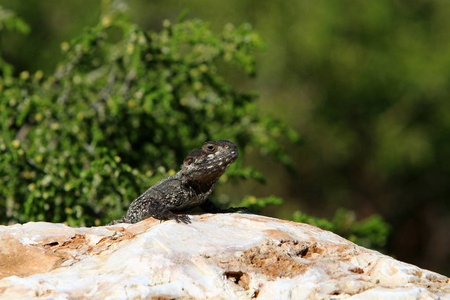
108;140;247;225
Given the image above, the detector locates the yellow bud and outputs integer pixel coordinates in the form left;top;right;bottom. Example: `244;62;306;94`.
127;99;136;108
28;183;36;191
12;140;20;148
35;113;43;122
64;183;72;191
34;70;44;81
20;71;30;80
127;44;134;54
101;16;111;27
61;42;70;52
193;82;203;91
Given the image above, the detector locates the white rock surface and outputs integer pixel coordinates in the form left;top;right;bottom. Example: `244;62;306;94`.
0;214;449;299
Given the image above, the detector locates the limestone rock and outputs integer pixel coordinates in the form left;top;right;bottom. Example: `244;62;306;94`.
0;214;448;299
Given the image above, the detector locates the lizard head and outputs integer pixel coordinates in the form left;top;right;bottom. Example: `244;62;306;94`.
181;140;238;182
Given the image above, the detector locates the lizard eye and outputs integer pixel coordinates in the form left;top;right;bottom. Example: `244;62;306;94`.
205;144;216;153
185;157;194;165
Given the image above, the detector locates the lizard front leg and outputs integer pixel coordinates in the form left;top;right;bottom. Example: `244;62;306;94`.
150;200;192;224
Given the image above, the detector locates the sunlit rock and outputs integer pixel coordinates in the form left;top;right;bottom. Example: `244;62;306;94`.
0;214;449;299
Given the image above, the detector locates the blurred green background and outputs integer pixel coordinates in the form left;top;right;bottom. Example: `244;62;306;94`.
1;0;450;275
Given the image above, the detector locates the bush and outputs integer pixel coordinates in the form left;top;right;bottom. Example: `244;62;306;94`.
0;1;297;226
293;209;391;251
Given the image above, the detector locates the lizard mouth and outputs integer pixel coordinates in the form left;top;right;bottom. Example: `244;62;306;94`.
225;151;238;164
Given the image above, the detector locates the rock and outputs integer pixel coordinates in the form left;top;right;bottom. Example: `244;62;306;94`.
0;214;449;299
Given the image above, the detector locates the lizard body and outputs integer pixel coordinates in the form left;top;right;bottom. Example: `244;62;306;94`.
109;140;246;224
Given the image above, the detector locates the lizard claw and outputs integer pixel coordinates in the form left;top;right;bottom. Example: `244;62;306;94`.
175;214;192;224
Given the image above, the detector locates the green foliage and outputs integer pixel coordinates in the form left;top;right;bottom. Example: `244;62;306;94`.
0;1;298;226
0;5;30;77
239;196;390;252
293;209;391;251
239;195;284;213
0;6;29;34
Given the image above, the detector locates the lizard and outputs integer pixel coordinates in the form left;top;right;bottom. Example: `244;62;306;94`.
108;140;247;225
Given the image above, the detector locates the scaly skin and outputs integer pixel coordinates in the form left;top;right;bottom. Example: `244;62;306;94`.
108;140;247;225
